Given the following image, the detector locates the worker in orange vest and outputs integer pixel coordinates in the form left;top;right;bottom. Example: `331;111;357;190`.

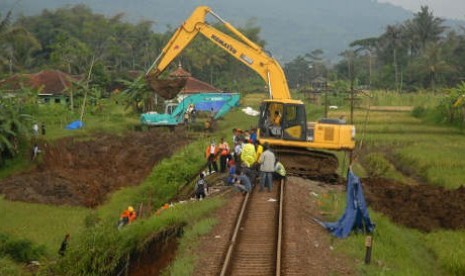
118;206;137;229
218;137;230;173
205;141;219;175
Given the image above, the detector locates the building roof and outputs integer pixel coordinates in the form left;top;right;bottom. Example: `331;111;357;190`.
0;70;76;95
169;64;221;94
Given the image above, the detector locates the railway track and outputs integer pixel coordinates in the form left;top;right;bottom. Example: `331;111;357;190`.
220;179;285;276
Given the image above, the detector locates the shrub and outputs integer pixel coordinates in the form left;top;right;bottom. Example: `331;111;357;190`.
363;153;391;177
412;106;427;118
0;232;46;263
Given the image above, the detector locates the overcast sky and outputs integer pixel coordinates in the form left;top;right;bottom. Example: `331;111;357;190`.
379;0;465;19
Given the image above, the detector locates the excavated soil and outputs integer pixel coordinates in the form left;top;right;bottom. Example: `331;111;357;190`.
145;76;187;100
0;129;189;207
363;178;465;232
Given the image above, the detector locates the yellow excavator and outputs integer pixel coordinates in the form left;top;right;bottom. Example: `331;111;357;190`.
146;6;355;181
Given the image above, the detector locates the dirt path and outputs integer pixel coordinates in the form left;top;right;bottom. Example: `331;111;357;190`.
0;129;190;207
282;177;355;275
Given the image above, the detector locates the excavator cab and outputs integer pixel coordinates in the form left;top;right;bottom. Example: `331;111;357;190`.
258;101;307;141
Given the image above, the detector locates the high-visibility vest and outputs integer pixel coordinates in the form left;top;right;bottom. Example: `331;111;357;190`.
241;143;257;167
219;142;230;156
275;161;286;176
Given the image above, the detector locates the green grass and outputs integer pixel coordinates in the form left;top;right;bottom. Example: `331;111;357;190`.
34;101;138;141
2;91;465;274
0;196;90;256
165;213;220;275
338;213;443;275
326;90;465;274
359;90;442;108
321;193;445;275
0;257;23;275
352;106;465;189
53;198;223;275
425;231;465;275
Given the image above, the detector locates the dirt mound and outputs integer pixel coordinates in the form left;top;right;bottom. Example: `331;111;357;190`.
363;178;465;232
0;129;189;207
146;76;186;100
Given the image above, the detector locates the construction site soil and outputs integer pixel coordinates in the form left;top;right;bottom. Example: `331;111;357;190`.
1;130;464;234
363;178;465;232
0;129;189;207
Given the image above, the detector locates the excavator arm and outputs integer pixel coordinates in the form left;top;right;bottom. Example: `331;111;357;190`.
146;6;356;181
146;6;291;100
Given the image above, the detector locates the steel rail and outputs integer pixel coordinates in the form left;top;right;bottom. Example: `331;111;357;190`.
220;179;284;275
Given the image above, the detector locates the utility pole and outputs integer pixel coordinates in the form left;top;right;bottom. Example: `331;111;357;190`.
350;77;355;124
323;81;329;118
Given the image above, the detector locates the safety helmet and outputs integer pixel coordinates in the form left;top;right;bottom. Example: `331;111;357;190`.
128;206;134;212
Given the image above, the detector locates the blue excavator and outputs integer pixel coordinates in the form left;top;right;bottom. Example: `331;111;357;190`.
140;92;240;126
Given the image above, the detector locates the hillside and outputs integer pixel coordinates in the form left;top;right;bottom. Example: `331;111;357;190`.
1;0;462;61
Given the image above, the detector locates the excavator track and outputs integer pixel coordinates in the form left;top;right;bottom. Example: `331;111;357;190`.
274;147;340;183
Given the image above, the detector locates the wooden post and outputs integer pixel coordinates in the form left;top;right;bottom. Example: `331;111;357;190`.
364;235;373;264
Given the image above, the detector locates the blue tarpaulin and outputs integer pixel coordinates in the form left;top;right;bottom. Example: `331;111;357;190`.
65;120;84;130
319;170;375;238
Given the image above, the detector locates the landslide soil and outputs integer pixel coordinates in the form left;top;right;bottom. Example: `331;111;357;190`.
0;129;189;207
363;177;465;232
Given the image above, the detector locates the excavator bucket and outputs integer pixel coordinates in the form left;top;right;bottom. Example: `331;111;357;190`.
145;75;187;100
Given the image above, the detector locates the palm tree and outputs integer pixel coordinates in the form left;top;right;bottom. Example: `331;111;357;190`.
413;42;456;92
379;24;405;91
350;37;379;87
408;6;446;52
0;95;32;165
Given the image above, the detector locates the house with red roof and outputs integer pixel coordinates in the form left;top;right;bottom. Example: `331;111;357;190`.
168;64;223;100
0;70;76;104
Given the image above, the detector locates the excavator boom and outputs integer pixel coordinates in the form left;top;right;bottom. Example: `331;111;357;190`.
146;6;292;100
146;6;356;181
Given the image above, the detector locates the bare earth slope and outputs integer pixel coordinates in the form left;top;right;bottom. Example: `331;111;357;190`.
0;129;189;207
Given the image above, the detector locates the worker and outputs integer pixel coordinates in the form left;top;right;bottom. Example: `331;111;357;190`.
58;234;70;256
195;173;208;200
240;139;257;168
254;140;264;164
273;110;282;126
225;159;236;185
205;141;219;175
234;168;252;194
183;110;190;125
32;123;39;136
249;128;257;144
269;110;282;136
274;158;287;181
190;104;197;123
233;139;243;166
118;206;137;229
31;144;41;161
218;137;230;173
258;142;276;192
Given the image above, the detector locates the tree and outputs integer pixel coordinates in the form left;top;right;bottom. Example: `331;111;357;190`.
410;41;456;91
379;24;406;91
407;6;446;54
305;49;328;81
120;76;154;113
350;37;379;87
0;89;33;165
50;32;90;74
0;10;41;74
284;55;311;89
